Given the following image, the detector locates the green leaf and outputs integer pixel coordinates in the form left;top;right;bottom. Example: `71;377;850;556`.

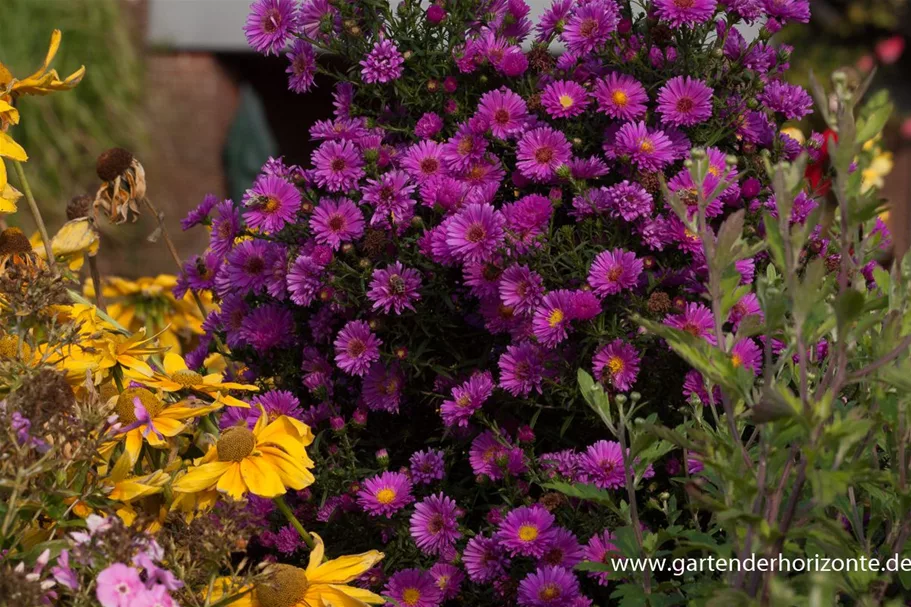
834;289;865;330
543;481;617;507
856;102;893;144
763;211;786;271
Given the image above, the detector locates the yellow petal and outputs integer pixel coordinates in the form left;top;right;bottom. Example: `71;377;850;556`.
308;585;374;607
151;416;186;437
0;131;28;162
327;585;386;605
124;429;143;464
0;100;18;125
216;462;247;500
240;455;285;498
307;533;326;572
173;461;232;493
163;352;188;376
50;218;98;255
256;417;311;459
308;551;385;585
260;448;314;490
33;30;62;79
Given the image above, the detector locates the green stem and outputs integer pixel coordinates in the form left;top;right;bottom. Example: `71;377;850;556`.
273;494;317;552
12;160;55;269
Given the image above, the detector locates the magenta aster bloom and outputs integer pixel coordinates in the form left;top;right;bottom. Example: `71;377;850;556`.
532;290;576;348
540;80;590;118
536;0;574;41
362;362;404;413
499;342;548;396
333;320;382;376
561;1;620;54
654;0;717;27
588;248;643;296
440;371;495;427
430;563;464;601
469;430;525;480
498;505;556;557
763;0;810;23
593;73;648;120
664;302;717;344
181;193;218;230
360;38;405;84
367;262;422;315
445;203;505;262
503;195;553;252
244;0;298;55
209;200;241;258
657;76;714;126
539;527;584;569
583;530;619;586
239;304;295;352
731;338;762;374
385;569;442;607
615;121;675;172
311;139;364;192
518;566;581;607
358;471;414;517
592;339;641;391
220;240;278;295
242;174;301;233
287;253;326;307
477;88;529;139
499;264;545;314
402;141;446;184
604;180;653;222
410;493;462;556
309;197;365;250
516;127;572;182
464;534;509;583
759;81;813;120
728;292;763;329
410;448;445;484
363;170;417;229
442;123;488;172
415;112;444;139
286;39;317;93
579;440;626;489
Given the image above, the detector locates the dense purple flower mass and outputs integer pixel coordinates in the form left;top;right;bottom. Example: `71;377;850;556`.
244;0;298;55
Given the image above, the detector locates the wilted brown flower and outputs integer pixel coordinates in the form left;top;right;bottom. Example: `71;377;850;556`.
0;227;42;273
93;147;147;224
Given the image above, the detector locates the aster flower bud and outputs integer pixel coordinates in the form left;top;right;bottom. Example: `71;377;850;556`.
375;448;389;466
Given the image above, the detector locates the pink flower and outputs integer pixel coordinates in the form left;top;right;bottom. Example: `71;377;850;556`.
96;563;143;607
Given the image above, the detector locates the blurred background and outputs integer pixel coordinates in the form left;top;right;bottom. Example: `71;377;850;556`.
0;0;909;276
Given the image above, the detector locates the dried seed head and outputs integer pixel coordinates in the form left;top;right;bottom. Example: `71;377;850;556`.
256;565;311;607
96;147;134;181
647;291;672;315
0;228;33;256
8;368;75;427
66;194;94;220
115;387;163;424
216;426;256;462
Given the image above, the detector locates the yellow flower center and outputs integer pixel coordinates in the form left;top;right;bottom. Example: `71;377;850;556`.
255;564;310;607
518;524;539;542
0;335;30;360
708;165;721;177
115;388;163;424
559;94;574;109
547;309;564;328
216;426;256;462
171;369;204;387
456;394;471;408
611;90;628;107
732;353;743;368
608;356;624;374
376;488;397;504
539;583;562;600
638;138;655;154
263;197;281;213
402;588;422;605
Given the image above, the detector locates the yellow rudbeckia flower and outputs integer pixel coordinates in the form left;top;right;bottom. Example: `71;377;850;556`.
0;30;86;98
129;352;256;407
210;533;385;607
173;413;315;500
31;217;100;271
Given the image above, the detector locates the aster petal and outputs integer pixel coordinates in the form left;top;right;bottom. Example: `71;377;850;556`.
240;455;285;497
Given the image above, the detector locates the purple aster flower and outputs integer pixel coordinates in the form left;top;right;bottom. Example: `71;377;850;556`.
286;39;317;93
657;76;714;127
498;342;547;397
299;0;338;40
518;566;581;607
654;0;717;27
540;80;590;119
239;304;295;352
181;193;218;230
175;253;220;299
242;173;301;233
361;38;405;84
664;302;717;344
220;239;278;295
503;195;553;252
588;248;643;296
615;121;675;172
731;338;762;374
274;525;303;554
561;1;620;54
499;264;545;314
362;170;417;230
415;112;444;139
445;203;505;262
759;81;813;121
361;362;404;413
593;73;648;121
469;431;525;480
540;449;581;480
476;88;529;140
410;449;445;484
578;440;626;489
498;505;556;558
311;140;364;192
209;200;241;258
536;0;574;41
430;563;464;601
367;262;422;315
442;123;488;172
358;471;414;518
728;292;763;329
402;141;446;184
583;531;619;586
604;180;653;222
569;156;610;180
592;340;641;391
385;569;443;607
310;197;365;249
333;320;382;377
539;528;584;569
254;389;302;419
463;534;509;583
516;127;572;182
218;294;249;349
287;253;327;307
410;493;463;556
440;371;495;428
763;0;810;24
532;290;575;348
244;0;298;55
